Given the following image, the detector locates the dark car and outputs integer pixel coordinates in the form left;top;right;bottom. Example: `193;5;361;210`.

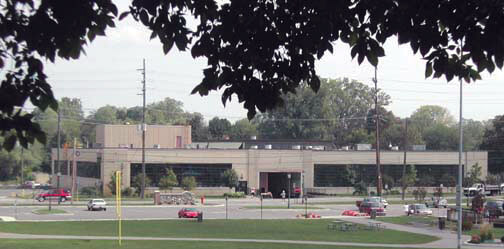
484;200;504;217
359;201;385;215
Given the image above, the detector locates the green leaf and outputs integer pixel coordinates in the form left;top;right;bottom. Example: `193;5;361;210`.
425;62;433;78
163;39;174;54
3;135;17;151
119;11;130;20
140;10;149;26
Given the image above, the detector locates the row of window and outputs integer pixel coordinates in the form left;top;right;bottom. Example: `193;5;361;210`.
314;164;461;187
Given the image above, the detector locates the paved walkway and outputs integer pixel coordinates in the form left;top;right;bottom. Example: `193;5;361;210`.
0;217;490;249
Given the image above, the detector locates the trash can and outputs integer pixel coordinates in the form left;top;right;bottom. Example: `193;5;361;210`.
197;212;203;222
438;217;446;230
371;210;377;219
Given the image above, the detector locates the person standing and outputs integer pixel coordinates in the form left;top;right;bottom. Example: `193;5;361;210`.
281;190;286;201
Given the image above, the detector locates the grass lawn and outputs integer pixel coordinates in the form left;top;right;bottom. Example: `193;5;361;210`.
0;219;438;244
377;215;504;239
32;208;67;215
0;239;443;249
241;205;324;210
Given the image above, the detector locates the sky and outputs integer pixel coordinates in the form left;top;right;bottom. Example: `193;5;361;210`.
41;6;504;123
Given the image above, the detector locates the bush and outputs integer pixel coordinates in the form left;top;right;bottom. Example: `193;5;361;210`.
500;235;504;243
388;190;400;195
80;187;98;196
480;223;494;241
223;192;245;198
462;216;473;231
470;234;481;244
121;187;135;197
180;176;197;191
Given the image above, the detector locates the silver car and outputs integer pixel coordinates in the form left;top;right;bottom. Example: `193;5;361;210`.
87;199;107;211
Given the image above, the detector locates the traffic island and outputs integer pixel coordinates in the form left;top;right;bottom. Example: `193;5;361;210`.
32;209;68;215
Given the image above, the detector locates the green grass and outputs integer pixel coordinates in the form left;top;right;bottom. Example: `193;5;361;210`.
0;219;438;244
242;205;324;210
32;209;67;215
0;239;445;249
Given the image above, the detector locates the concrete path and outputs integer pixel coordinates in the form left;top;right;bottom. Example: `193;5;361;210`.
0;217;492;248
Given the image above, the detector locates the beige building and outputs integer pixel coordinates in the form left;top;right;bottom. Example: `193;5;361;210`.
51;125;488;196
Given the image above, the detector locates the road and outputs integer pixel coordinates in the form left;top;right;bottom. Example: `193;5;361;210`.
0;188;449;221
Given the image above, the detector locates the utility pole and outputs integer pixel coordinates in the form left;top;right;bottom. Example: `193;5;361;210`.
401;118;408;200
20;147;24;185
373;67;383;196
72;138;77;205
56;110;61;190
138;59;147;199
456;46;464;249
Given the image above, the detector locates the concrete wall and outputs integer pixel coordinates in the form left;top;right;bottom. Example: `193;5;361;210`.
96;124;191;149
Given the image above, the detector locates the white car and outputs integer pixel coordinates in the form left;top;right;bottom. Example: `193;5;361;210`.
87;199;107;211
406;204;433;216
364;197;389;208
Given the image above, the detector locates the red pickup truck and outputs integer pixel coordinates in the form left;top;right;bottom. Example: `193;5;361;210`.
36;189;72;202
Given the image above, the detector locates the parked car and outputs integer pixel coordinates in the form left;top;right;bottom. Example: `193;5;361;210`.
406;204;433;216
178;208;201;218
36;189;71;202
484;200;504;218
359;201;386;215
87;199;107;211
363;197;389;208
425;197;448;208
22;181;41;189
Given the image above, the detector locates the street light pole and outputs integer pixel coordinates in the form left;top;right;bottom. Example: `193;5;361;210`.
287;173;291;209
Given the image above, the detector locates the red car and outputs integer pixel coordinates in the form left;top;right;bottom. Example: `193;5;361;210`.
358;201;385;215
36;189;72;202
178;208;200;218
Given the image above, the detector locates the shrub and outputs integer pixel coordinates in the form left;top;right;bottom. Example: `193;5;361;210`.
500;235;504;243
462;216;473;231
224;192;245;198
180;176;197;191
121;187;135;197
470;234;481;244
480;223;494;241
389;190;400;195
159;168;178;190
80;187;97;196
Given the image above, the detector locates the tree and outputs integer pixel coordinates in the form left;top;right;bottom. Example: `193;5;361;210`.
401;165;417;200
230;119;258;140
464;163;482;187
208;117;232;140
410;105;456;134
3;1;504;150
255;78;390;141
180;176;197;191
423;124;458;151
159;168;178;190
463;119;486;151
188;113;209;141
132;174;151;193
108;173;118;195
481;115;504;174
417;175;435;187
222;169;239;189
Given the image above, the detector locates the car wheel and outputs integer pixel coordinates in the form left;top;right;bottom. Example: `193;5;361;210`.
38;197;44;202
103;208;106;211
88;207;91;211
178;215;182;218
61;197;66;202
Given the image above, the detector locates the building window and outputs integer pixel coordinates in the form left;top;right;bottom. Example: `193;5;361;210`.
131;163;232;187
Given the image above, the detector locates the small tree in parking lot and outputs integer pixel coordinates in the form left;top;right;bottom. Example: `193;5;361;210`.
181;176;197;191
401;165;417;200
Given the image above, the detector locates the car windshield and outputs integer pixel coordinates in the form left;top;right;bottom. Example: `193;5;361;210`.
186;208;197;211
370;202;380;207
93;199;105;203
415;204;427;209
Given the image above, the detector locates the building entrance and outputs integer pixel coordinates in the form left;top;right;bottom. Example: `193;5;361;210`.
259;172;301;198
